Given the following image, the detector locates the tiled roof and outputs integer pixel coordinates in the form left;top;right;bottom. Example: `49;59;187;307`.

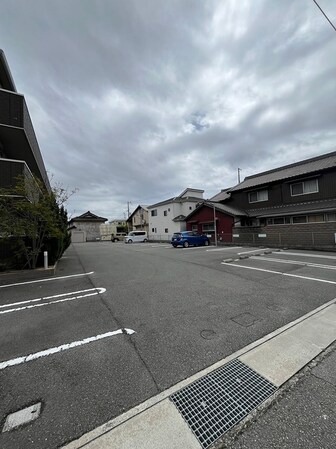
229;151;336;192
210;189;231;202
173;215;186;222
208;201;247;217
251;198;336;218
70;211;107;222
186;201;246;220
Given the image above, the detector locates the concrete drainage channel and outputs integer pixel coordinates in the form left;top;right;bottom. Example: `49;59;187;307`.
170;359;277;449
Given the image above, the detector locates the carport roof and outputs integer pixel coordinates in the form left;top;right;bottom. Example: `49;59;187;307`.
252;198;336;218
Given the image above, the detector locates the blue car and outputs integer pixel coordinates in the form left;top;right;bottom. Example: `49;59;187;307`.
171;231;210;248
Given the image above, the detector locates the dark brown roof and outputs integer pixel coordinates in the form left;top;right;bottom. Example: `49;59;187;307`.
69;211;108;223
186;201;246;220
229;151;336;192
210;189;232;202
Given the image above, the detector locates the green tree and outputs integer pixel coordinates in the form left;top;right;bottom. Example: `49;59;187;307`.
0;174;73;269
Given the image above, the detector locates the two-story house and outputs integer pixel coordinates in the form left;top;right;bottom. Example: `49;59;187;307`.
127;205;149;234
226;151;336;248
148;188;204;241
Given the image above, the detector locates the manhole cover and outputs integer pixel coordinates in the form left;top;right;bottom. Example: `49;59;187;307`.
200;330;216;340
231;312;259;327
170;359;276;449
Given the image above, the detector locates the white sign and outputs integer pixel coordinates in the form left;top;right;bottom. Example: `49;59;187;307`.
258;234;267;238
232;234;240;238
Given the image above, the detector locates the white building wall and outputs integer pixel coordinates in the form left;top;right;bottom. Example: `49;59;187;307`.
148;200;200;241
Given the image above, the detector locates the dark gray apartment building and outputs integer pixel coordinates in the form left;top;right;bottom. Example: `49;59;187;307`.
0;49;50;193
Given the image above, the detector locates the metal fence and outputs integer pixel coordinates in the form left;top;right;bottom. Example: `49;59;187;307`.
232;232;336;248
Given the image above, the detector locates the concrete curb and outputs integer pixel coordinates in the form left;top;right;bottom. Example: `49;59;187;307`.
62;297;336;449
0;262;57;286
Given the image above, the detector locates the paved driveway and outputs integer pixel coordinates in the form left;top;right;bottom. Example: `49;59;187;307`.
0;242;335;448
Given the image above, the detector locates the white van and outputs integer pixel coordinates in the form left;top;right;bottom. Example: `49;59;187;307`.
111;232;127;242
124;231;148;243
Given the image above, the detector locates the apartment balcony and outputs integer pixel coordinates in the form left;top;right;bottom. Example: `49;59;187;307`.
0;88;50;191
0;158;41;203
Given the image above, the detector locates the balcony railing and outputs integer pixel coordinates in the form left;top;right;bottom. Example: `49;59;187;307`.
0;88;50;191
0;158;40;202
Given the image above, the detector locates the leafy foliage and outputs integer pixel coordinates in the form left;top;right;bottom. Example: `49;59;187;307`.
0;175;72;269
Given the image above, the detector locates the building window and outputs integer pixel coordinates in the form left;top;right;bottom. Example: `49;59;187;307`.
326;213;336;222
165;228;168;233
248;189;268;203
273;217;285;225
164;210;167;216
308;214;324;223
202;223;214;232
291;179;318;196
292;215;307;224
191;225;198;231
151;209;157;217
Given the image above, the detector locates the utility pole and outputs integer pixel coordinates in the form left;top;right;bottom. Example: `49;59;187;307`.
127;201;131;218
238;167;242;183
213;203;217;247
126;201;132;233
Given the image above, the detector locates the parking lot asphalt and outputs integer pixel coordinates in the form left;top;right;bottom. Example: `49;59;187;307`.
0;242;335;448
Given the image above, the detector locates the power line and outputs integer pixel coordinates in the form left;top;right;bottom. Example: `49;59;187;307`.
313;0;336;32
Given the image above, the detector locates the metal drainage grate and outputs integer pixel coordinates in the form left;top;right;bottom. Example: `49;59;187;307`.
170;359;277;449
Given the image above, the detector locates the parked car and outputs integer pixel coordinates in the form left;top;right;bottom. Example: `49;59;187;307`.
171;231;210;248
111;233;127;242
124;231;148;243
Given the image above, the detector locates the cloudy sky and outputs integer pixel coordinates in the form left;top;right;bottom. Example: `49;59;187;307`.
1;0;336;220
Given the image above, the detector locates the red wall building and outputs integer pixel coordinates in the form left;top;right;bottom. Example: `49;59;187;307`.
185;203;235;243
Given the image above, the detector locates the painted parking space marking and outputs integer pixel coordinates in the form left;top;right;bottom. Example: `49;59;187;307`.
0;271;94;289
250;256;336;271
0;288;106;315
0;328;135;371
206;246;242;252
238;248;270;255
221;262;336;285
277;252;336;260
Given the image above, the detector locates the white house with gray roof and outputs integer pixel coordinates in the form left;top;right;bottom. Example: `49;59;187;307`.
148;188;204;240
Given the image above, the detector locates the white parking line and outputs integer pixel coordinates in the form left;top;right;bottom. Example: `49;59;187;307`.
0;272;94;289
0;288;106;315
221;263;336;285
277;252;336;260
250;256;336;271
206;246;242;252
238;248;270;255
0;328;135;371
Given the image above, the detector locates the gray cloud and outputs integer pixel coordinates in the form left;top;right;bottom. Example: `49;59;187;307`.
1;0;335;218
